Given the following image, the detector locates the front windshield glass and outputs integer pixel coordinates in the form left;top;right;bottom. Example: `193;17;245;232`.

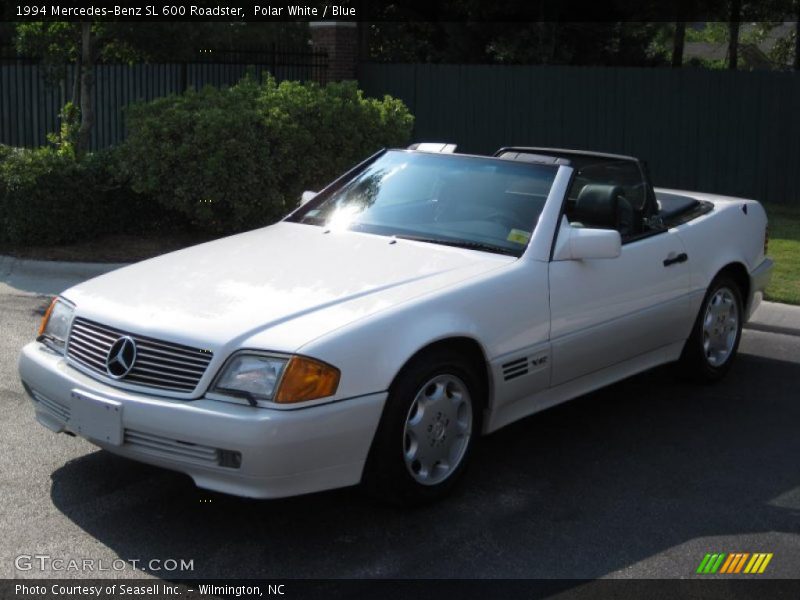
287;150;559;257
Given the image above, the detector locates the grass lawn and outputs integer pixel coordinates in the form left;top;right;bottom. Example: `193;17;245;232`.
764;203;800;306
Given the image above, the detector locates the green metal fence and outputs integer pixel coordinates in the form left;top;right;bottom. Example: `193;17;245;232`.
359;63;800;204
0;51;327;150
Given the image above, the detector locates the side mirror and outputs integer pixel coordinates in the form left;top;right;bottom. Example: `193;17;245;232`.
554;222;621;261
300;191;317;206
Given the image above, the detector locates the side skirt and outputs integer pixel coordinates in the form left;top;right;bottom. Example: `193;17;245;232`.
484;340;685;433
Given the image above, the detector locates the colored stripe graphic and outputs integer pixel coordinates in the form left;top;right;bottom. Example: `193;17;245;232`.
697;554;712;573
744;553;774;574
700;552;773;574
759;554;774;573
734;553;750;573
697;554;727;573
720;553;737;573
744;554;761;573
711;554;726;573
719;554;736;573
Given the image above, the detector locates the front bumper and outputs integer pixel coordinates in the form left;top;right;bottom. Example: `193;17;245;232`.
18;342;387;499
747;257;774;320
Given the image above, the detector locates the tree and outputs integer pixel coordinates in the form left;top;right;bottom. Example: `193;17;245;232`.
672;22;687;67
366;21;669;66
795;3;800;70
16;23;88;153
729;0;743;69
77;23;94;153
14;22;309;154
764;19;800;69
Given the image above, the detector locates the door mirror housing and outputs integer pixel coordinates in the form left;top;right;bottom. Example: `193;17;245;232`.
554;221;621;261
300;191;317;205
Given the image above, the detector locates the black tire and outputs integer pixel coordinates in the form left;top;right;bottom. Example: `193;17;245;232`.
362;348;482;506
678;274;744;382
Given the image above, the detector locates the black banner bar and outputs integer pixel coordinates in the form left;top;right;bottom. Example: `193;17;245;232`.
4;580;800;600
1;0;793;23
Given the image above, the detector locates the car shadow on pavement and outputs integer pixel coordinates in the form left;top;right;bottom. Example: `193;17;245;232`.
49;351;800;579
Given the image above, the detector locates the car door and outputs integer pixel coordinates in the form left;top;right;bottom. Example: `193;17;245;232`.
548;160;691;386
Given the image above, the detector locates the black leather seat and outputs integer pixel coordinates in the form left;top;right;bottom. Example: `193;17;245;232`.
573;184;634;236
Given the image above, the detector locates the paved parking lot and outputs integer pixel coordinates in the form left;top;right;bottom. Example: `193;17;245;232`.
1;288;799;581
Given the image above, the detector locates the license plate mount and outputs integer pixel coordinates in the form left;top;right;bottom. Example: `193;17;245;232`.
70;389;123;446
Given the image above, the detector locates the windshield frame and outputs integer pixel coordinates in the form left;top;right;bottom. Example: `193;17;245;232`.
284;149;561;257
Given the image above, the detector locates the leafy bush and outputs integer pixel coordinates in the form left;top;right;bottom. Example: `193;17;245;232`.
46;102;81;157
120;77;414;233
0;79;412;247
0;146;158;246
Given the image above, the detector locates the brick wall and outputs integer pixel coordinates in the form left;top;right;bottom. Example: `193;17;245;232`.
310;22;358;83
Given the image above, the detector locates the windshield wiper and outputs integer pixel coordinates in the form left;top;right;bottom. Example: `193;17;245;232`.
393;235;518;256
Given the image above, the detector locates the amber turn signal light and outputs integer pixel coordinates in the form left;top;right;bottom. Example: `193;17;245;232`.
38;297;57;337
274;356;340;404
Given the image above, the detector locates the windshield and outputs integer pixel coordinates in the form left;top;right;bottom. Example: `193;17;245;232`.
287;150;559;257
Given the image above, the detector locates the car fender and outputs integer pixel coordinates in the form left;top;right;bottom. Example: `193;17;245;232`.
668;194;768;316
294;260;552;405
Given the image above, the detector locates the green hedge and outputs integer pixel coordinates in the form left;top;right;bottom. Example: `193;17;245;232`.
119;77;414;234
0;147;158;246
0;79;413;246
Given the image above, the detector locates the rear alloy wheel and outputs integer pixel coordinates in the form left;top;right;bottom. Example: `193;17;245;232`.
363;350;480;505
679;274;743;382
702;287;740;368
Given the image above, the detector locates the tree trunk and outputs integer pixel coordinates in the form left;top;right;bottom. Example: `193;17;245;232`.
672;22;686;67
794;11;799;71
728;0;741;70
549;18;559;64
71;54;81;108
76;22;95;156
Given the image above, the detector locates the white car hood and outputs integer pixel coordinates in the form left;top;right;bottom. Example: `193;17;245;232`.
65;222;512;353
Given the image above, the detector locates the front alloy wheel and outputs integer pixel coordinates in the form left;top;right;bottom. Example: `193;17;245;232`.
363;349;481;505
402;374;473;486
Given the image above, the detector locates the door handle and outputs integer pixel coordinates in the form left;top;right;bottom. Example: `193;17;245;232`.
663;252;688;267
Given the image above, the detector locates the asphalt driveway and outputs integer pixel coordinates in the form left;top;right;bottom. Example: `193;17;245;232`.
1;287;799;581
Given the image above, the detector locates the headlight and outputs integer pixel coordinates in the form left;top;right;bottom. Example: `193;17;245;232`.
214;354;288;403
213;353;340;406
37;297;74;354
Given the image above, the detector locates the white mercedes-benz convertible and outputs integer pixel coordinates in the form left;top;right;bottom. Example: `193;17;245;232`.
19;144;773;504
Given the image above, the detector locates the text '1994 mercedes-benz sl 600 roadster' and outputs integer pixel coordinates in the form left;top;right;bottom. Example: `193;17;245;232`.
19;143;773;504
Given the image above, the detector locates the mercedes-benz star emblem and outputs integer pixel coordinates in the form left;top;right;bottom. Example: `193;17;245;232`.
106;336;137;379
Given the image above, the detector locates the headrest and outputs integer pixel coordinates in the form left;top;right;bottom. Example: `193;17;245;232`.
574;184;625;229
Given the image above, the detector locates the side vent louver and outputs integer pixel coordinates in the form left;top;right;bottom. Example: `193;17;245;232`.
502;357;529;381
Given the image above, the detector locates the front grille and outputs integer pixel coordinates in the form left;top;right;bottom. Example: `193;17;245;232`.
67;317;213;393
